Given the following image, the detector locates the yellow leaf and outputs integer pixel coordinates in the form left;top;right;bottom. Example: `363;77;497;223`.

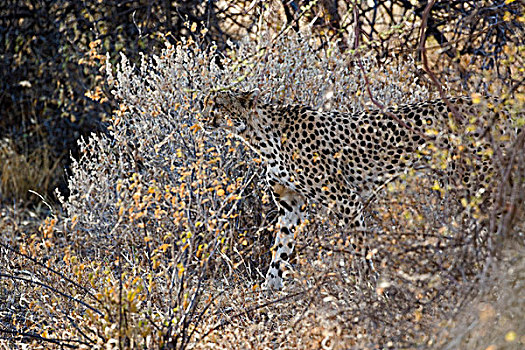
471;93;482;104
479;148;494;157
425;129;439;136
466;124;477;133
153;259;160;269
189;124;201;133
505;331;517;342
414;310;422;322
216;188;225;196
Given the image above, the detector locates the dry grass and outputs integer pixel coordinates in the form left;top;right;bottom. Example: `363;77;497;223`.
0;140;62;205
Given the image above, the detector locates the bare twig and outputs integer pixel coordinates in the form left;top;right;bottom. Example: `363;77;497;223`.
0;273;103;316
200;289;307;342
418;0;464;123
351;3;431;142
0;242;101;304
0;328;88;349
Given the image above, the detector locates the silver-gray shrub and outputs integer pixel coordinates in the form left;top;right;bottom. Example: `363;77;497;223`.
60;32;433;255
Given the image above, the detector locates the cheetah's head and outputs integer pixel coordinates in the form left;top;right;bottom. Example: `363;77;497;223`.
201;89;260;134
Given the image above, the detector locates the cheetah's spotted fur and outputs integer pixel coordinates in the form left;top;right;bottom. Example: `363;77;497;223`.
202;90;495;290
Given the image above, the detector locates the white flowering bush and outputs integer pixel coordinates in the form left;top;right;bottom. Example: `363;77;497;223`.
2;27;523;349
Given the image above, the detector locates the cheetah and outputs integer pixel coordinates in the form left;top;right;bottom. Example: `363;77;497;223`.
201;89;496;290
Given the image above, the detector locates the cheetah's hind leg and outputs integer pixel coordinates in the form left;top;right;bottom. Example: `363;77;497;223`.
337;198;378;282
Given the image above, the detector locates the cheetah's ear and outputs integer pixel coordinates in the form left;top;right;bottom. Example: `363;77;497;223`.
238;89;260;109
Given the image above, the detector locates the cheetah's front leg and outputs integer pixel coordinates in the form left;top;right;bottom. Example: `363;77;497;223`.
264;182;307;290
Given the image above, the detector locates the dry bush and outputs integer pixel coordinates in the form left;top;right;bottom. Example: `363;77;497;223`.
1;22;523;350
2;0;522;207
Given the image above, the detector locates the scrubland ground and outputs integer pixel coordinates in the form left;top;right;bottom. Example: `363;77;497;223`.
1;24;524;350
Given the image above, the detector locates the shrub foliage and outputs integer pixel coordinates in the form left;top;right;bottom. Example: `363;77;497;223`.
1;2;524;349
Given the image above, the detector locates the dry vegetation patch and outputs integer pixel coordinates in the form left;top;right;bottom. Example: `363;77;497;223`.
1;25;523;350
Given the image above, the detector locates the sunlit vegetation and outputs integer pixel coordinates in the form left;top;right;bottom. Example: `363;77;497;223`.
1;1;523;349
